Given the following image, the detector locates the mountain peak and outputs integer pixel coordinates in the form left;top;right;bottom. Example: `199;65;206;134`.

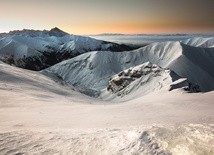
50;27;62;32
49;27;68;36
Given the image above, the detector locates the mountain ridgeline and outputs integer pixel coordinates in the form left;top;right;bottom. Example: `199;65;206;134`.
0;28;134;71
45;38;214;99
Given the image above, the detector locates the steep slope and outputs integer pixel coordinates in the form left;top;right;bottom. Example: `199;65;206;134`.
0;28;133;70
46;40;214;98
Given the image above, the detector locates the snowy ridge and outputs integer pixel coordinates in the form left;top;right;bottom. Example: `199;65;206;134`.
46;41;181;91
46;39;214;99
0;28;132;70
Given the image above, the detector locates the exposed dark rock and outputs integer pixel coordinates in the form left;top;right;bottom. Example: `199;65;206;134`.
169;80;201;92
107;63;160;93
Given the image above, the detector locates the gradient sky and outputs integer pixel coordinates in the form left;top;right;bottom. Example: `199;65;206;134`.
0;0;214;34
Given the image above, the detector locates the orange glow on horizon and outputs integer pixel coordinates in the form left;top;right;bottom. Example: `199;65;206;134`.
0;0;214;35
62;23;214;35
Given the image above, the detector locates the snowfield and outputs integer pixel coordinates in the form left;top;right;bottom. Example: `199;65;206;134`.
0;34;214;155
0;61;213;155
0;124;213;155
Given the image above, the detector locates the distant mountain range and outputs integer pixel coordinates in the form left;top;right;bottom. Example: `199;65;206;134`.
90;33;214;37
0;28;133;70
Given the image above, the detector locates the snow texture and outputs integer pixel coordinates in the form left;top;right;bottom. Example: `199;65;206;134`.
0;61;213;155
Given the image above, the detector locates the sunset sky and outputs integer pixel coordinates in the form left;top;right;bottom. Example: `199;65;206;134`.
0;0;214;34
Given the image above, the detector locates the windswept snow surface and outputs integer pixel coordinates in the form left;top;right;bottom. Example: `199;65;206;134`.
0;28;132;70
0;61;214;155
47;39;214;99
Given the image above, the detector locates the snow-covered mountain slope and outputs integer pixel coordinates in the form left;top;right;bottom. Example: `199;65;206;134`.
0;60;95;107
182;37;214;48
0;60;77;98
46;39;214;99
0;28;133;70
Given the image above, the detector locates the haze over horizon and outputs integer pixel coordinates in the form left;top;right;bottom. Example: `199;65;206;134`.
1;0;214;35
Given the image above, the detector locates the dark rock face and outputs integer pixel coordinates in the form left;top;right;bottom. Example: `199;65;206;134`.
103;42;135;52
0;55;15;65
169;80;201;93
107;63;161;94
0;50;81;71
48;27;68;37
4;27;69;37
187;83;201;92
